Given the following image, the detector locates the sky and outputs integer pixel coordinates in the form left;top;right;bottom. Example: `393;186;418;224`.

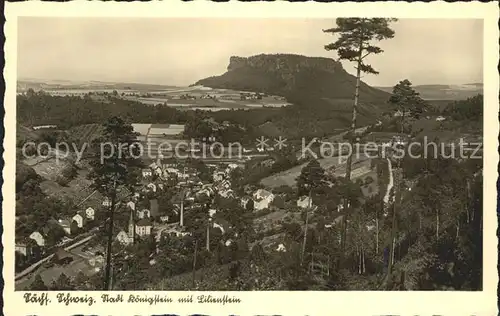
17;18;483;87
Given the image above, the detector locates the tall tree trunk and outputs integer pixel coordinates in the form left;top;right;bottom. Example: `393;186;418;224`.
206;224;210;251
342;41;363;256
466;179;470;223
388;204;397;276
356;245;361;274
192;239;198;289
436;209;439;239
392;236;396;265
375;199;380;254
180;192;184;227
109;264;114;290
103;180;117;291
301;190;312;266
362;247;366;274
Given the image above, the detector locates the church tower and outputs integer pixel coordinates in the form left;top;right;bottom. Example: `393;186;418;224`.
127;207;135;244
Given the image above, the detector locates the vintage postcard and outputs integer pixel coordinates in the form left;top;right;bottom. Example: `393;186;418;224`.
3;1;499;315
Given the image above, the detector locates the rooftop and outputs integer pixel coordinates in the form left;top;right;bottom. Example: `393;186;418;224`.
136;218;153;227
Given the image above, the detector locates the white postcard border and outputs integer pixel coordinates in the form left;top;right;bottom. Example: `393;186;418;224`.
3;2;499;316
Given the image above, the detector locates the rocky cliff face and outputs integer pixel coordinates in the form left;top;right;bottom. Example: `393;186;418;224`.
195;54;392;135
227;54;343;73
224;54;345;91
195;53;390;114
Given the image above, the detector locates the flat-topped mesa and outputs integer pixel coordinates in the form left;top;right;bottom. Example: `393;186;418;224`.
227;54;344;73
195;53;390;105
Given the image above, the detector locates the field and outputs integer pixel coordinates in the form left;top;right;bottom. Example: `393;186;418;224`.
260;154;372;188
33;83;290;111
68;123;105;144
35;165;104;210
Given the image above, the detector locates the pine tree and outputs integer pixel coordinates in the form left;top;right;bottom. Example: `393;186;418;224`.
324;18;397;257
88;116;143;290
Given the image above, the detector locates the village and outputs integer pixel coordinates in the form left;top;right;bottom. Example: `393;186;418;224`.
15;147;334;289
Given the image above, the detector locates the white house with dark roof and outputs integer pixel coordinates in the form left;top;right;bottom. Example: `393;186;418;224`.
126;201;136;211
147;183;157;192
297;196;316;209
85;207;95;220
29;231;45;247
213;171;226;182
253;189;275;210
142;168;153;178
15;242;32;257
102;197;112;207
116;230;133;245
137;209;151;219
136;218;153;237
72;213;85;228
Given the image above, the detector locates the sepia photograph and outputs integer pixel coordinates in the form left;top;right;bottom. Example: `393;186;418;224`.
3;3;497;315
12;15;490;294
13;16;486;292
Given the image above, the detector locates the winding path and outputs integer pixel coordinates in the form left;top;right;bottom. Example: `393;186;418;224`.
383;158;394;205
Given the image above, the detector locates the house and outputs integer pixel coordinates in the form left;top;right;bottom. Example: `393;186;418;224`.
72;213;85;228
219;189;234;198
196;187;213;199
213;171;225;182
88;255;105;267
15;242;32;257
276;244;287;252
126;201;136;211
116;230;133;245
219;179;231;190
137;209;151;219
166;167;180;175
297;196;314;209
147;183;157;192
212;219;231;234
29;231;45;247
142;169;153;178
393;110;410;117
238;195;250;206
85;207;95;220
136;218;153;237
252;189;275;211
58;219;72;235
102;197;112;207
225;164;239;174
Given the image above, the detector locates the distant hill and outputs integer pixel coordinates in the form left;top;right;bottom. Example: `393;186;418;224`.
197;54;390;109
195;54;393;136
375;83;483;100
17;78;177;93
